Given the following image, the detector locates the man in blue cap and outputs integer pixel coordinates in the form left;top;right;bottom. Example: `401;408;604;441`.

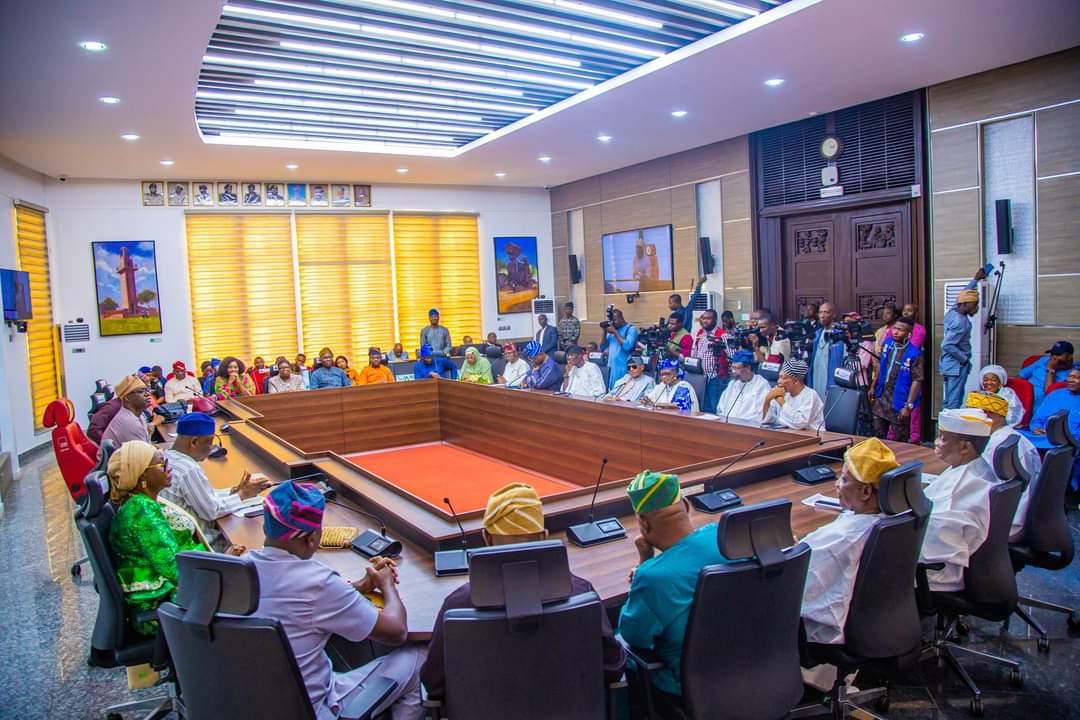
248;481;423;720
159;412;270;550
521;340;562;390
412;344;458;380
420;308;452;357
716;350;771;422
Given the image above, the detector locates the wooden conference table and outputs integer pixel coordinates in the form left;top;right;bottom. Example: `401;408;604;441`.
187;382;944;641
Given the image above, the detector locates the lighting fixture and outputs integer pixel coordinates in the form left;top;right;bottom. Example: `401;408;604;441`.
253;79;540;115
196;90;485;122
234;108;486;134
538;155;552;163
286;163;299;169
681;0;759;16
98;96;121;104
120;133;140;141
597;134;612;143
900;32;925;43
495;172;507;178
79;41;108;52
671;110;688;118
764;78;785;87
552;0;663;29
159;160;175;166
396;167;409;173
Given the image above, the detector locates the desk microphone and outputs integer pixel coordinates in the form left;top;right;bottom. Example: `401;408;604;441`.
723;378;749;422
434;497;470;576
792;440;854;486
567;457;627;547
689;440;766;513
327;497;402;559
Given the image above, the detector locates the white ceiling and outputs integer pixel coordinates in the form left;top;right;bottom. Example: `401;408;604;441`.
1;0;1078;188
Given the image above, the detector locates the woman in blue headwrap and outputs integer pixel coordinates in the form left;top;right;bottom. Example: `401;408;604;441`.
642;358;699;413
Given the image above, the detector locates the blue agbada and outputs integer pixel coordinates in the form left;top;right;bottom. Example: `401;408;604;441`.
413;354;458;380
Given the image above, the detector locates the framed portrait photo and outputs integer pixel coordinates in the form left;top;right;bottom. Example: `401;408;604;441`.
241;182;263;206
353;184;372;207
330;184;351;207
217;181;239;206
309;183;329;207
141;181;165;207
192;182;215;206
167;182;189;207
287;183;307;207
265;182;286;207
92;241;163;336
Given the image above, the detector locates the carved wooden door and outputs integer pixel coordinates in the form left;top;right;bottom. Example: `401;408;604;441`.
782;213;838;323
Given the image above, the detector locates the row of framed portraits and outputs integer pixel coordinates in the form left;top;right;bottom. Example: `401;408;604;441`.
141;181;372;208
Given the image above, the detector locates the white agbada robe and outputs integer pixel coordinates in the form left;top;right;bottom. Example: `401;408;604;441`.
645;379;700;413
921;456;997;591
500;357;530;388
801;511;882;644
563;361;607;398
982;425;1042;542
717;374;771;423
605;373;655;403
765;386;825;430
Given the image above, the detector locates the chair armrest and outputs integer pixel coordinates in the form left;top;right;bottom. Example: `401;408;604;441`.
339;677;397;720
915;562;945;615
616;636;664;672
134;609;160;627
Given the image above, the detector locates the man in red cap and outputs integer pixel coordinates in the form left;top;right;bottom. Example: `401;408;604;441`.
164;360;203;403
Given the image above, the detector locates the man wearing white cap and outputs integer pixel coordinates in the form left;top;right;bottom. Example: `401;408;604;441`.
762;359;825;431
921;408;997;591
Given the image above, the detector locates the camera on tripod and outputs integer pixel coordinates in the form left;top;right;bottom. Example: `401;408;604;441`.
782;319;816;361
598;303;615;331
638;317;671;353
826;319;873;353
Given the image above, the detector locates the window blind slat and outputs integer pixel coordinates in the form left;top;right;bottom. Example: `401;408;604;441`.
15;205;60;430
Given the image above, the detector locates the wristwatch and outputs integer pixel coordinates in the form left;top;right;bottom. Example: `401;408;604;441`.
904;402;914;410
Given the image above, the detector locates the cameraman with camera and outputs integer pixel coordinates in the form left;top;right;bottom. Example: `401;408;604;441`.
749;310;791;366
690;309;730;414
665;312;693;360
600;306;639;390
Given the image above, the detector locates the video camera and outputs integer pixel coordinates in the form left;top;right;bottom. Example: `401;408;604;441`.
598;303;615;331
638;317;671;353
782;319;816;361
825;319;873;353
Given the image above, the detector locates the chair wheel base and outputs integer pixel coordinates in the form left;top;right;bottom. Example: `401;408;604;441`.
1037;636;1050;652
970;697;983;716
1010;667;1023;689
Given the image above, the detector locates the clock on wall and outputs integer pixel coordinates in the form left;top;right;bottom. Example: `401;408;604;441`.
820;136;842;160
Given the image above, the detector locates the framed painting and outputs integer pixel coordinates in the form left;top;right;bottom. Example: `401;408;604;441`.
494;235;539;314
92;241;163;336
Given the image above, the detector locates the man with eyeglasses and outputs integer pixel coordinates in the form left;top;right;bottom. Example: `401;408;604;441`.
102;374;152;446
159;412;271;550
603;356;655;403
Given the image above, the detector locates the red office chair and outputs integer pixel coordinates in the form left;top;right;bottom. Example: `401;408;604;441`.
43;399;99;503
1020;354;1043;369
1006;377;1035;428
1047;381;1068;396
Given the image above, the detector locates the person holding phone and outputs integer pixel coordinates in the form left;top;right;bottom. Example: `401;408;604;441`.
939;266;987;409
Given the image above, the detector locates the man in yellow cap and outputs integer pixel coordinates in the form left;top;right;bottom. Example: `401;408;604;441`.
101;374;151;446
965;391;1042;542
618;471;732;699
420;483;625;700
921;407;997;591
800;437;898;645
940;267;987;409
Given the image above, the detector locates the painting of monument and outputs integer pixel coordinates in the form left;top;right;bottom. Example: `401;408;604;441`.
92;241;163;336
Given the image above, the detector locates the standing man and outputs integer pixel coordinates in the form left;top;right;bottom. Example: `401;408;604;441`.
602;308;639;390
309;349;352;389
801;302;822;332
164;361;202;403
420;308;452;358
751;311;791;365
102;375;151;445
561;346;607;398
668;280;704;334
874;303;899;354
534;314;558;355
808;302;844;402
664;313;693;361
557;302;581;351
940;267;987;409
1019;341;1075;410
868;316;922;443
720;310;738;334
690;309;729;414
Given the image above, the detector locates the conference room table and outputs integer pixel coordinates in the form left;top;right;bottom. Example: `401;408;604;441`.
183;398;945;642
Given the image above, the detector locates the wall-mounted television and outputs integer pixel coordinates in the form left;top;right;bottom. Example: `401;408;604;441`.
0;268;32;322
601;224;674;294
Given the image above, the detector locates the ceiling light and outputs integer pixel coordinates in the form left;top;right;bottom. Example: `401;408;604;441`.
120;133;140;141
159;160;175;166
286;163;299;170
196;90;485;122
234;108;485;134
252;79;539;114
205;133;459;157
79;41;108;52
681;0;759;16
900;32;925;43
495;172;507;178
222;5;360;31
396;167;409;173
764;78;785;87
551;0;663;29
538;156;552;163
671;110;688;118
808;111;819;116
597;134;612;143
98;96;121;105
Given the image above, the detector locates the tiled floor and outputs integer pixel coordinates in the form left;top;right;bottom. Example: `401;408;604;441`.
1;450;1078;719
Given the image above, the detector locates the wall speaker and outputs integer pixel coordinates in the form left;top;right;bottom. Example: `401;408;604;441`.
698;236;715;275
568;254;582;284
994;198;1013;255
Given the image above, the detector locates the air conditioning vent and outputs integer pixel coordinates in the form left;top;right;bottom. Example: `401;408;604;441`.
62;323;91;343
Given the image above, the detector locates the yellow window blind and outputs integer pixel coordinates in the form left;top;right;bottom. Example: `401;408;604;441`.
185;214;298;364
295;213;394;362
393;214;482;351
15;204;60;430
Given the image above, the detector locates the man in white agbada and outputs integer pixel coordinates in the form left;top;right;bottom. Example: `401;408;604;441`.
921;408;998;591
496;343;530;388
965;391;1042;542
717;350;771;423
561;345;607;398
603;356;655;403
762;359;825;430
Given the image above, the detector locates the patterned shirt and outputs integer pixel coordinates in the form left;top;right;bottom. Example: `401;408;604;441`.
691;327;729;379
159;449;244;550
557;315;581;349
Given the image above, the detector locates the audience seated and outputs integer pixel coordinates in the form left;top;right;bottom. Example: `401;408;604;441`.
1026;367;1080;439
921;408;997;591
979;364;1025;426
413;344;458;380
602;355;654;403
1019;341;1074;410
869;316;922;443
268;358;305;393
309;349;352;389
562;345;606;398
159;413;271;550
335;355;362;384
214;356;258;398
386;343;409;362
716;350;770;422
102;375;152;446
88;394;122;445
642;358;699;413
484;331;500;354
762;360;824;430
495;343;529;387
420;483;625;698
357;347;395;385
247;481;423;719
248;356;271;394
521;341;561;390
458;346;494;384
143;365;165;401
164;361;202;403
619;471;732;699
200;359;218;395
421;308;452;357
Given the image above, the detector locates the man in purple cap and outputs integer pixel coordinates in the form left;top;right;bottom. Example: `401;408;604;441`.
248;481;423;720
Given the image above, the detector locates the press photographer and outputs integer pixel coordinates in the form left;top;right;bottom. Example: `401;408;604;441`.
690;309;731;413
749;310;791;365
664;312;693;360
598;306;639;390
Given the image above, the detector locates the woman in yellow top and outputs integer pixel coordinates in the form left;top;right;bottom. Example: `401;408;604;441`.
459;346;493;384
357;347;396;384
335;355;363;384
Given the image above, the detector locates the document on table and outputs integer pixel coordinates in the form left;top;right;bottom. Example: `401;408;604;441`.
801;493;843;512
229;495;266;517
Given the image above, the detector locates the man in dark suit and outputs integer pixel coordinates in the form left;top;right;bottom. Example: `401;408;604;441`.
535;314;558;354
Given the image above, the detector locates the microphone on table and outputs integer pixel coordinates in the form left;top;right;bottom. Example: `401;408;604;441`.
567;456;627;547
688;440;766;513
792;440;855;486
434;497;471;576
328;494;402;559
722;378;749;423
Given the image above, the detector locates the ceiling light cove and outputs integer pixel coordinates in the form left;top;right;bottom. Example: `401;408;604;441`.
199;0;792;155
764;77;785;87
98;96;121;105
900;32;925;43
79;40;108;52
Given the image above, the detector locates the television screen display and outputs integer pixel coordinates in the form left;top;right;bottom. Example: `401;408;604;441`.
601;224;674;294
0;269;32;321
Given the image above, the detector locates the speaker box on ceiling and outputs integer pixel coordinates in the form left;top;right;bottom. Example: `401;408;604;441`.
698;236;715;275
994;198;1013;255
568;254;582;284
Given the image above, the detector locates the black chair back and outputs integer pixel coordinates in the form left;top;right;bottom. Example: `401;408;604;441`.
442;541;604;720
1021;445;1076;559
1045;410;1078;452
992;435;1027;486
823;386;862;435
680;359;707;410
553;350;567;366
681;501;810;720
963;479;1023;605
490;357;507;381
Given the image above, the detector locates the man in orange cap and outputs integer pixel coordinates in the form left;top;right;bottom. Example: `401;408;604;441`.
940;267;987;409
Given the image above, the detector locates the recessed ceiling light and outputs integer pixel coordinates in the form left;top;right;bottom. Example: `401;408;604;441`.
79;41;108;52
808;111;819;116
597;134;613;143
286;163;299;170
495;172;507;178
764;78;785;87
671;110;688;118
900;32;925;43
159;160;175;166
120;133;140;141
98;96;120;105
538;156;552;163
396;167;409;173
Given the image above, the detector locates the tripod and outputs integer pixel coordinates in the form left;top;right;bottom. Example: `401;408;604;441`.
984;261;1006;363
837;342;879;437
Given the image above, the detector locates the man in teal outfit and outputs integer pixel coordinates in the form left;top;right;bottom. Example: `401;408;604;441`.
618;470;732;699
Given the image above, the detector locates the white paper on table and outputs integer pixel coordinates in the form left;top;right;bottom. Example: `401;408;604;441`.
801;493;843;512
229;495;266;517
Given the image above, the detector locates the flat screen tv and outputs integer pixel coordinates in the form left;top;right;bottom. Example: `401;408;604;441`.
0;268;32;321
601;224;674;294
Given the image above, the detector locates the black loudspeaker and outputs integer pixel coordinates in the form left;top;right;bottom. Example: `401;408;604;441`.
995;199;1013;255
698;236;715;274
568;254;582;284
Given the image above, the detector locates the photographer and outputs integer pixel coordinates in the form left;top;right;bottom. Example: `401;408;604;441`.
600;307;639;390
751;311;791;365
664;312;693;360
690;309;730;414
808;302;845;401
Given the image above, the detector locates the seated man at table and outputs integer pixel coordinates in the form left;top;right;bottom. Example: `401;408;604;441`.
762;359;825;431
642;359;699;413
562;345;607;398
413;344;458;380
496;343;529;387
358;347;396;385
420;483;625;699
102;374;152;446
248;481;424;720
1026;367;1080;440
619;471;731;700
309;349;352;389
164;361;202;403
716;350;771;422
603;356;655;403
159;412;271;550
921;408;997;591
521;341;562;391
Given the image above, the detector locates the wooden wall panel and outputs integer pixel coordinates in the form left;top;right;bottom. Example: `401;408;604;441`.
599;190;671;234
997;325;1080;373
583;205;604;318
673;227;700;288
930;126;980;192
552;243;570;300
1035;102;1080;177
670;184;696;229
340;382;440;454
600;156;672;200
1036;174;1080;275
723;288;753;317
1037;275;1080;327
549;176;601;212
669;137;747;185
722;220;753;289
721;173;751;220
931;189;981;278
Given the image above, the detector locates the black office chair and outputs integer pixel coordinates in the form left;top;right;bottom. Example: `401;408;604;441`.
158;552;395;720
588;352;612;388
918;472;1024;717
795;461;928;719
1008;412;1080;648
77;472;176;719
623;500;811;720
484;345;504;360
822;385;863;435
71;440;118;578
553;350;567;365
680;359;707;411
428;540;609;720
490;357;507;381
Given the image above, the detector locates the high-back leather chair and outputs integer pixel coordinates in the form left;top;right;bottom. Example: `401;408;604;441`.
158;553;395;720
43;398;98;502
679;359;707;411
1005;377;1034;427
823;385;863;435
